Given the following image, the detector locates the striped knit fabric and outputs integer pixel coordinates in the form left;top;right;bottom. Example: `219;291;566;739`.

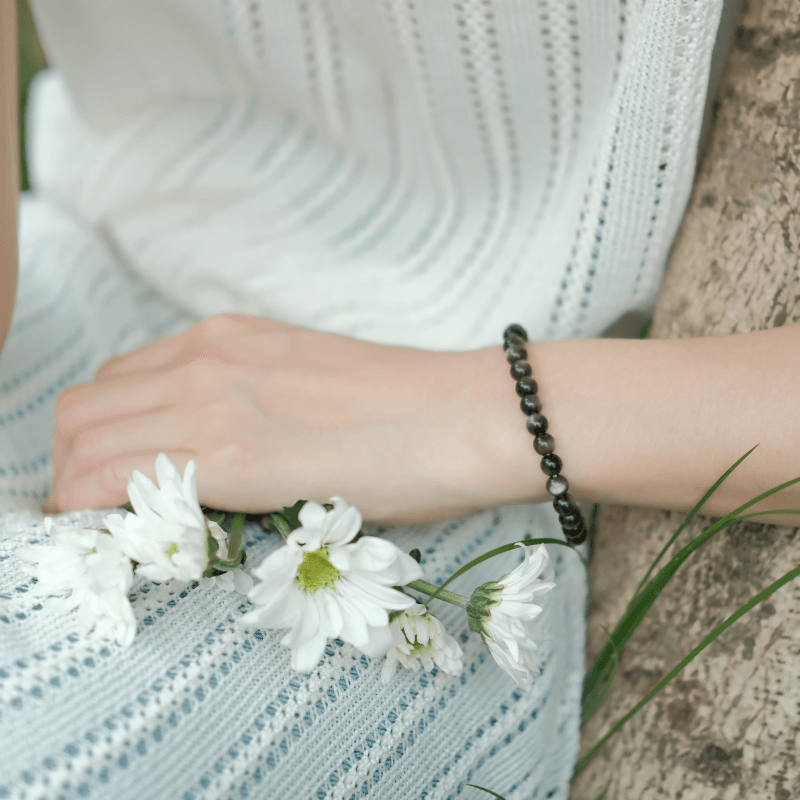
1;1;723;797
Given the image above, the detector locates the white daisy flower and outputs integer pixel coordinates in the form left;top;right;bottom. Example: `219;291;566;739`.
198;520;254;594
15;519;137;646
380;603;463;683
466;543;556;689
242;497;423;673
104;453;210;582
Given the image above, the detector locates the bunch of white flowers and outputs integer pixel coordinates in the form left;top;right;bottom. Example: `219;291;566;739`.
16;454;252;647
16;454;558;689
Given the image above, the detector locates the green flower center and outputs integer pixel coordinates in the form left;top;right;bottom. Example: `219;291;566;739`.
397;614;436;659
165;542;179;559
406;637;436;659
296;548;340;593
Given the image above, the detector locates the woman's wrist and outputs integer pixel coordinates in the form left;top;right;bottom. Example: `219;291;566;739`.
452;345;551;510
466;326;800;526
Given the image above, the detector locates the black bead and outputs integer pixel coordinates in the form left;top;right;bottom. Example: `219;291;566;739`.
541;454;562;476
503;333;527;350
503;324;528;342
503;332;525;351
533;433;555;455
552;493;575;515
510;360;532;380
520;395;542;415
559;509;582;529
505;344;527;364
515;377;538;397
546;474;569;496
566;523;587;545
526;413;548;436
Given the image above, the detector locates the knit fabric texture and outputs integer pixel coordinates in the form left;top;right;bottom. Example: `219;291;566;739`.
2;0;723;797
0;200;585;798
27;0;723;347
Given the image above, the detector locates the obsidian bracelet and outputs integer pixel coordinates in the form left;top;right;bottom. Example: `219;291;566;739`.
503;324;587;545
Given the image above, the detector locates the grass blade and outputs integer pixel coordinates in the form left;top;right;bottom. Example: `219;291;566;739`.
575;561;800;774
583;473;800;704
466;785;507;799
731;509;800;521
422;538;584;608
633;447;757;597
593;783;611;800
587;503;600;555
581;625;620;725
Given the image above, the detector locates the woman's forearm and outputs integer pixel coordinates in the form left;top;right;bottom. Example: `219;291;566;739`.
0;0;19;356
474;324;800;525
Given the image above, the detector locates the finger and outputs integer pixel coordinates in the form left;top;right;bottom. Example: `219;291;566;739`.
51;422;69;488
94;334;191;381
54;370;180;436
94;314;287;380
49;450;197;512
61;406;195;477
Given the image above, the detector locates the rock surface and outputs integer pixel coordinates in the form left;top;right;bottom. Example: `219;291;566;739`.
572;1;800;797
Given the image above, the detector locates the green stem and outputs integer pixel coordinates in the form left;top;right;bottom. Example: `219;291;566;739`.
422;538;582;608
265;512;293;540
228;512;244;564
407;579;467;608
575;561;800;775
210;557;242;571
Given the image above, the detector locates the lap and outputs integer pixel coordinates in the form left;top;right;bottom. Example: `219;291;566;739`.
0;197;587;800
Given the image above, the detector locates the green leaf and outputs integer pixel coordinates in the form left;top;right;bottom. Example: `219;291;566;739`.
583;463;800;706
632;446;758;599
731;509;800;521
422;538;584;608
581;625;619;725
466;784;507;799
593;782;611;800
281;500;307;528
409;548;422;564
575;561;800;775
204;511;227;525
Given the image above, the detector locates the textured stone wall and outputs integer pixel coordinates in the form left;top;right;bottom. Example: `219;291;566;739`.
572;1;800;797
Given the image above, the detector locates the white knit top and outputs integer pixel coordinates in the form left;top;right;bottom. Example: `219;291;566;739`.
28;0;724;349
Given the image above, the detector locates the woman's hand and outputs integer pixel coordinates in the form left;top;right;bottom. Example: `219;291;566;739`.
44;314;529;523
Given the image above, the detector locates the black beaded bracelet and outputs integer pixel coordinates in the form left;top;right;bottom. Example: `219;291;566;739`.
503;324;587;545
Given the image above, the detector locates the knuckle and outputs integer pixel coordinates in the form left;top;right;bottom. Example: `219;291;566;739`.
197;313;244;338
72;429;98;459
181;358;216;386
98;460;130;494
214;439;253;473
94;355;123;379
